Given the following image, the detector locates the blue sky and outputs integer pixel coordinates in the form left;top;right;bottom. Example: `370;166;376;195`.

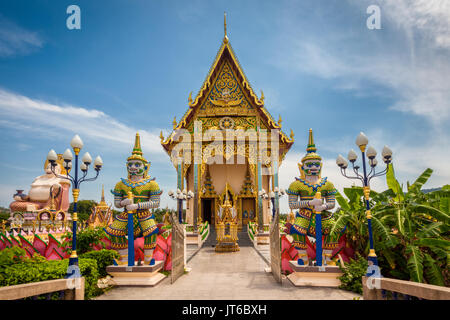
0;0;449;213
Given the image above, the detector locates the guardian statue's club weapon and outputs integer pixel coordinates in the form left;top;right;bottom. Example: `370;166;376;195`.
127;191;135;267
313;192;323;268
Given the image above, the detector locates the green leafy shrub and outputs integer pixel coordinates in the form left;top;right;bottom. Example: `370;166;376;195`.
0;211;10;222
80;249;119;278
0;248;102;299
0;247;29;267
62;227;107;255
338;254;368;295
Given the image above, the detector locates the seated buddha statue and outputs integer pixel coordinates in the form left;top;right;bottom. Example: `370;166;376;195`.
10;156;71;213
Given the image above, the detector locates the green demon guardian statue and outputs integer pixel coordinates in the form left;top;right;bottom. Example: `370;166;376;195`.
284;129;344;266
105;133;162;265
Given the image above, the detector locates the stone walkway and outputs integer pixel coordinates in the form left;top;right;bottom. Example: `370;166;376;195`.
96;246;360;300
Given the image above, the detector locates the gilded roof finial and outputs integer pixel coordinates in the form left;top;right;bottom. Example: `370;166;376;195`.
290;129;295;140
278;115;282;127
260;90;265;103
101;184;105;203
160;130;164;142
173;116;177;129
224;12;228;43
188;91;193;106
98;184;108;207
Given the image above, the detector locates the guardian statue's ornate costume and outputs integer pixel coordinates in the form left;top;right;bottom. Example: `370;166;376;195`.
105;133;162;265
285;129;344;265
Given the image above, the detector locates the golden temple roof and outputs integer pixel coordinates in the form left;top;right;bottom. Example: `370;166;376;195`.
161;16;294;157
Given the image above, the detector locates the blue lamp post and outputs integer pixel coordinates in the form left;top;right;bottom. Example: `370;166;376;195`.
336;132;393;275
168;189;193;224
47;134;102;277
259;188;285;219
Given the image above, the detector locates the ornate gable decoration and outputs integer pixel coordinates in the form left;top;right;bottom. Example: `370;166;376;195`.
161;19;294;159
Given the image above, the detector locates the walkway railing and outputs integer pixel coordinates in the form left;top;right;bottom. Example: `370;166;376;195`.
362;276;450;300
0;278;85;300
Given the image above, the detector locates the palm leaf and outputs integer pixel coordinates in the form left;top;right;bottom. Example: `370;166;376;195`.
412;205;450;223
329;213;350;236
371;215;396;247
395;208;405;235
440;197;449;214
409;168;433;192
416;222;444;238
405;245;424;283
343;187;362;210
413;238;450;249
378;247;397;269
430;246;448;259
335;191;350;211
386;163;404;202
372;188;396;203
423;253;445;286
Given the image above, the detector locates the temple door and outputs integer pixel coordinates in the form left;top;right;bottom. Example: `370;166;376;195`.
170;212;185;284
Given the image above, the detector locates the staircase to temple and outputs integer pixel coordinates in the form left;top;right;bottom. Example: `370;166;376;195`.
237;225;253;247
201;225;253;248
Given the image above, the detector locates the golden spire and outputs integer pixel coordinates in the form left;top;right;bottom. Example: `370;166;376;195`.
224;12;228;43
290;129;295;140
173;116;177;129
224;12;227;37
306;128;316;153
98;184;108;208
133;133;143;156
188;91;193;106
127;132;148;163
278;115;282;127
260;90;265;103
101;184;105;202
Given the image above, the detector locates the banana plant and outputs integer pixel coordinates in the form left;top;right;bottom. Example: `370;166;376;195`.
331;187;398;263
332;165;449;286
378;165;449;285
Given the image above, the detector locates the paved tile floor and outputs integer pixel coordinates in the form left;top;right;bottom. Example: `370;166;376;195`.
95;246;360;300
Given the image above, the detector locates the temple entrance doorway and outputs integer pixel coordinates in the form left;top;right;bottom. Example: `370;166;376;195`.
241;198;255;226
201;198;213;224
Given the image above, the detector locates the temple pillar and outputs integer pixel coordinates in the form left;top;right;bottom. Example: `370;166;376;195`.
257;154;263;232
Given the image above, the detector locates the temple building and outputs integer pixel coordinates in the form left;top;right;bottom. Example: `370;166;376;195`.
161;16;294;231
87;185;113;228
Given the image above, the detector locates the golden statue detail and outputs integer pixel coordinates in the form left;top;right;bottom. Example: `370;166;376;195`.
215;185;239;252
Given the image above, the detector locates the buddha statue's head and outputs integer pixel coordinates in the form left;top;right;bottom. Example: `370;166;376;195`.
126;133;149;179
299;129;322;179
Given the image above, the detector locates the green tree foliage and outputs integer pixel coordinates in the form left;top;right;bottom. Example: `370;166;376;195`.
338;254;368;295
68;200;97;222
79;249;119;278
0;247;101;299
62;227;107;255
0;206;10;223
332;165;449;287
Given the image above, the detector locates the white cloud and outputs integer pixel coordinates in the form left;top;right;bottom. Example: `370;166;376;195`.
377;0;450;49
0;88;165;155
275;0;450;125
0;15;44;57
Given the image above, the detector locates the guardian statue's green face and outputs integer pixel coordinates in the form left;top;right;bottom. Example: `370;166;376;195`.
301;159;322;177
127;159;147;177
